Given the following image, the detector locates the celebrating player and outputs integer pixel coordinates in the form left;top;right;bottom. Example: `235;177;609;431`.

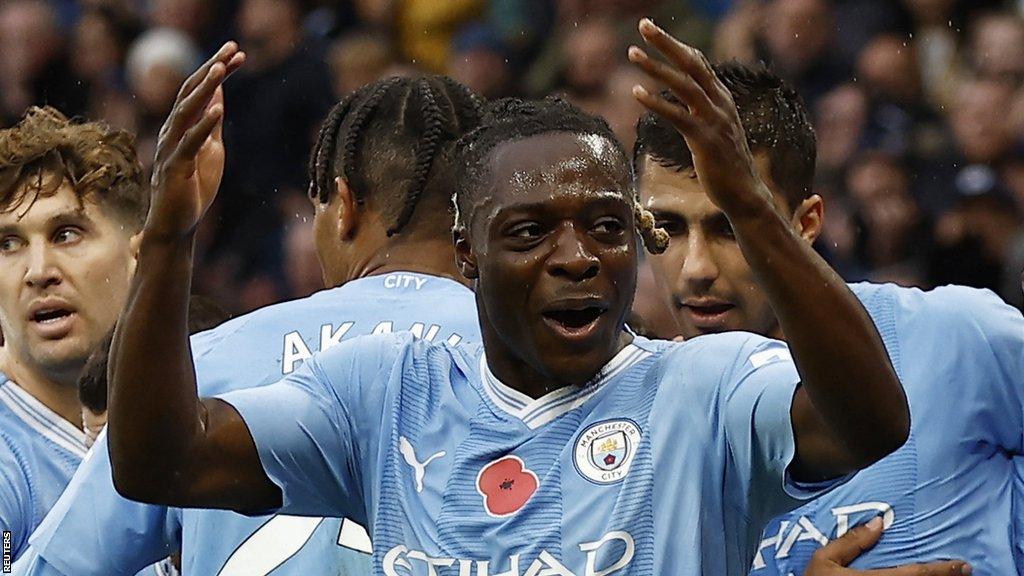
633;60;1021;574
106;23;908;575
15;46;486;576
0;106;147;562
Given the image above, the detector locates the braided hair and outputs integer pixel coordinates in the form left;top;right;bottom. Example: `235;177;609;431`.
452;97;669;254
308;75;485;236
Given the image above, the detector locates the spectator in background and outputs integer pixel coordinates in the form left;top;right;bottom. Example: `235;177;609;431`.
0;0;87;125
969;11;1024;84
846;152;932;287
207;0;334;311
814;83;869;178
148;0;217;52
856;34;953;209
328;30;396;98
70;6;139;130
397;0;483;71
902;0;963;108
758;0;849;107
448;23;513;99
124;28;200;168
561;17;620;108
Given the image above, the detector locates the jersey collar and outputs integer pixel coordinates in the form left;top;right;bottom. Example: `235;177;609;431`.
0;379;88;457
479;343;651;430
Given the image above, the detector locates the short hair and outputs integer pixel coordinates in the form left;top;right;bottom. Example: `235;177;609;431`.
78;296;231;414
452;96;668;253
0;106;148;230
308;75;485;237
634;62;817;211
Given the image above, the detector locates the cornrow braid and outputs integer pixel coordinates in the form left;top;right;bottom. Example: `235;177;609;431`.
388;78;444;236
340;77;405;205
308;88;362;204
453;96;670;255
306;75;486;236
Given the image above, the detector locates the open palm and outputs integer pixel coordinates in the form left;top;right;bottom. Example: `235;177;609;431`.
146;43;244;242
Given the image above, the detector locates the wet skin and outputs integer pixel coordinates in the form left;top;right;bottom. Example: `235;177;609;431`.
456;131;638;395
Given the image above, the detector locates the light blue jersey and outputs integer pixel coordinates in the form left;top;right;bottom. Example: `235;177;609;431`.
0;377;87;561
18;272;479;576
220;330;844;576
751;283;1024;576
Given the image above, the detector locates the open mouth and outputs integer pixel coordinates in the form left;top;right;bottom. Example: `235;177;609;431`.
33;308;73;324
541;302;609;342
543;306;606;329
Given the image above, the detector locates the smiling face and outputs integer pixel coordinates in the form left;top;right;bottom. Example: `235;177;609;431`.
457;131;637;390
640;155;788;339
0;179;137;379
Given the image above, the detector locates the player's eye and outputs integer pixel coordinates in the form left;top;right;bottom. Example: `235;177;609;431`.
507;222;543;241
0;235;24;254
592;217;624;236
654;217;687;237
710;220;735;240
52;226;83;245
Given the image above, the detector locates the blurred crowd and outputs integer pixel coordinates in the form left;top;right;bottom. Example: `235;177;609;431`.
7;0;1023;312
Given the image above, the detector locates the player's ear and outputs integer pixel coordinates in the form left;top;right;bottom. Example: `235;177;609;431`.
454;226;478;280
334;176;361;240
791;194;824;244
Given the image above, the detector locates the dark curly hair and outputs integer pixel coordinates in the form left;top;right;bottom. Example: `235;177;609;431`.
452;96;669;254
0;106;148;229
634;62;817;211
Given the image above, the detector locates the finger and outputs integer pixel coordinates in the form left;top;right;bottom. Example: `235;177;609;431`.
176;103;223;162
167;62;227;142
175;41;239;106
632;84;698;134
638;19;727;106
224;51;246;78
210;87;225;142
811;517;884;567
864;560;971;576
628;45;712;116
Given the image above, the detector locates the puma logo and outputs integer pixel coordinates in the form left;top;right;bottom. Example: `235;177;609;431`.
399;436;446;493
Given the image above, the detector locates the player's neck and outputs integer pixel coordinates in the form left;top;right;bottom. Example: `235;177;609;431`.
0;348;83;427
482;330;634;399
345;236;469;287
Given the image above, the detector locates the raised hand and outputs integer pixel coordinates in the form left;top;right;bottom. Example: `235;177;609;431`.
803;518;972;576
146;41;246;242
628;18;772;220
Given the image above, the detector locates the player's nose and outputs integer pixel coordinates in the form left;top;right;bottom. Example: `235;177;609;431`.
547;223;599;281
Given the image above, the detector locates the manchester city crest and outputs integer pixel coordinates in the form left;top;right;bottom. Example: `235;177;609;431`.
573;419;641;484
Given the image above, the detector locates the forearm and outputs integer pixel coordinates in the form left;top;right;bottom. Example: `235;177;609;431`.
108;235;201;498
732;197;909;472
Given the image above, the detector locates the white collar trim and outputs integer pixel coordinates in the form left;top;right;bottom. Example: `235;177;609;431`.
480;343;651;430
0;380;87;457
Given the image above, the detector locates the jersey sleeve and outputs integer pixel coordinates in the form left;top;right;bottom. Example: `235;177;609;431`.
717;335;845;520
27;432;177;576
216;333;407;520
0;435;31;560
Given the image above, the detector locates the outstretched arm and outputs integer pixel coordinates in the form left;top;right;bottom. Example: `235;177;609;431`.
629;19;909;481
108;43;280;511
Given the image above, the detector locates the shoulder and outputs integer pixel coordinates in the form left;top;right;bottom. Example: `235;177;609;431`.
863;283;1021;341
190;288;347;356
654;332;790;393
